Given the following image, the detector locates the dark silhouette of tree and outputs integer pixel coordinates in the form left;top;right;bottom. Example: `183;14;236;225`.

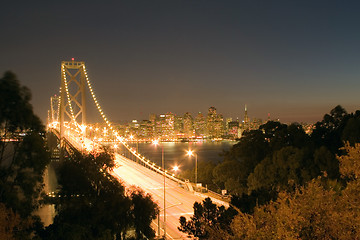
41;150;158;240
130;188;158;239
342;110;360;146
230;189;276;214
0;203;22;240
228;144;360;240
247;146;311;193
0;71;49;239
213;130;269;195
312;105;349;154
179;161;217;191
179;197;236;239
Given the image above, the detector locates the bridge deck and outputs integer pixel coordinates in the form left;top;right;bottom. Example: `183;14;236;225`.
113;153;201;239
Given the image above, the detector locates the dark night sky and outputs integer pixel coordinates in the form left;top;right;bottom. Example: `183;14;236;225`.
1;0;360;124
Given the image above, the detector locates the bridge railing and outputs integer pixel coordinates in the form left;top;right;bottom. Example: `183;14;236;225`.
48;127;79;155
48;125;231;206
119;140;187;185
49;125;188;188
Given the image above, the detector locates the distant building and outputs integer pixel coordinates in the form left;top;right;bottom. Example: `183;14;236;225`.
174;115;184;137
194;112;206;138
139;120;153;139
127;106;265;140
149;113;156;137
206;106;224;139
183;112;194;138
251;118;263;130
243;105;250;131
238;105;263;138
227;119;240;139
164;113;175;139
150;113;176;140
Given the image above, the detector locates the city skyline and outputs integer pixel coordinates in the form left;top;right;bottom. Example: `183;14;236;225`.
104;105;256;124
88;105;265;141
2;1;360;124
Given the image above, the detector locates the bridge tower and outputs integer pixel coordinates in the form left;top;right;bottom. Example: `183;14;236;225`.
50;95;60;123
59;59;87;159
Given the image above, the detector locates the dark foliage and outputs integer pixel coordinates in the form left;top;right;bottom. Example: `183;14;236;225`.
40;150;158;240
178;197;236;239
0;71;49;239
188;106;360;216
230;188;276;214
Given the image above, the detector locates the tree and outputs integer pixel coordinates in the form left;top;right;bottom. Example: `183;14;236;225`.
215;122;311;197
178;197;236;239
313;146;338;178
213;130;269;195
0;71;49;239
41;150;158;240
0;71;43;161
129;188;158;239
247;146;306;193
312;105;349;154
179;161;217;190
342;113;360;146
260;121;288;152
213;160;244;194
228;143;360;240
0;203;22;240
230;189;276;214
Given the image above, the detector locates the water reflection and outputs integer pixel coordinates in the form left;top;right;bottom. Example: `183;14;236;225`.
121;141;236;171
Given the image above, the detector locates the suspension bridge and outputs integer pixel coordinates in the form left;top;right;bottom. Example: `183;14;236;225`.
47;59;229;239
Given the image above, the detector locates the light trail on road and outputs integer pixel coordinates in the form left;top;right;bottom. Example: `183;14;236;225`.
56;129;221;239
113;153;205;239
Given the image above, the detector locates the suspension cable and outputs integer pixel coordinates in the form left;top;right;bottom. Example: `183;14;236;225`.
81;64;185;184
61;63;82;130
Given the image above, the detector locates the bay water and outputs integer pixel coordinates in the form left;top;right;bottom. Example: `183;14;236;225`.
120;141;236;171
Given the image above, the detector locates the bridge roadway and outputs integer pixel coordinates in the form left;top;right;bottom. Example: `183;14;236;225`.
113;153;202;239
60;132;226;239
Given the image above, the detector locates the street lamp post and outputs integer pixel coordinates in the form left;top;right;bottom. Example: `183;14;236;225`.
129;135;134;161
187;150;198;191
153;140;166;239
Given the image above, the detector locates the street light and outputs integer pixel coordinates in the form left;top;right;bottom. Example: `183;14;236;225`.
152;139;166;239
187;150;198;191
172;165;179;172
129;135;134;161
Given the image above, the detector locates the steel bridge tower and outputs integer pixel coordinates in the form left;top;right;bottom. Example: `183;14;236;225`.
59;59;87;160
50;95;60;123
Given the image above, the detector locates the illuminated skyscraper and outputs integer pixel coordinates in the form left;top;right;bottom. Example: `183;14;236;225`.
194;112;206;138
183;112;194;138
149;113;156;136
206;106;224;138
207;107;217;138
243;104;250;131
139;120;153;139
227;118;240;140
164;112;175;139
174;115;184;137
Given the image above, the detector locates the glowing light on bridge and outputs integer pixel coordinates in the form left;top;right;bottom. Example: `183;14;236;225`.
50;61;184;184
152;139;159;146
